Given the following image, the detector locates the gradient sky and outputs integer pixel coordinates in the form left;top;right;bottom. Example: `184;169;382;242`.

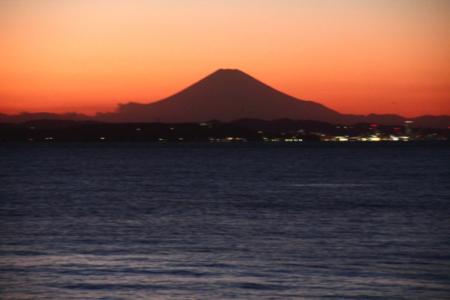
1;0;449;117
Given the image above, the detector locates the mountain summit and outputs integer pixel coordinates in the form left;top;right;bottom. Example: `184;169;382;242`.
96;69;342;123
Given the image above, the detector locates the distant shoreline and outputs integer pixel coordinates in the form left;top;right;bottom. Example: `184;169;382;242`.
1;119;448;143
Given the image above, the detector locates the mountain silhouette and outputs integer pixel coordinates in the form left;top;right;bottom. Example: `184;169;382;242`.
1;69;449;127
95;69;342;123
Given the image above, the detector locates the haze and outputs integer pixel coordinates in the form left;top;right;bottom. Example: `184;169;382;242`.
1;0;449;117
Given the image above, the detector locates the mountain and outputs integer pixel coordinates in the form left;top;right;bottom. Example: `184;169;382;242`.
95;69;342;123
1;69;449;127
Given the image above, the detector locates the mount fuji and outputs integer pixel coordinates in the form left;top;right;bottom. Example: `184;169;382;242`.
95;69;342;123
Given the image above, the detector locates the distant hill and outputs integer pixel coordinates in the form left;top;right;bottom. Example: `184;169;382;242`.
0;112;90;123
1;69;449;128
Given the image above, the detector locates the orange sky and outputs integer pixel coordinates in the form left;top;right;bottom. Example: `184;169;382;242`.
1;0;449;117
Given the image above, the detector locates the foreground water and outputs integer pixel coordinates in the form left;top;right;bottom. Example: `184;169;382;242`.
1;142;449;299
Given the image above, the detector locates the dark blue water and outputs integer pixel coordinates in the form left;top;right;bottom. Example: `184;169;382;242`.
1;142;449;299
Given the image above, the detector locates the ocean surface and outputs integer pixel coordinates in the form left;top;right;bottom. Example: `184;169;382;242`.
1;142;449;299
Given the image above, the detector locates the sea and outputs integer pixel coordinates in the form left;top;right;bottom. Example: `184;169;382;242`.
1;141;449;299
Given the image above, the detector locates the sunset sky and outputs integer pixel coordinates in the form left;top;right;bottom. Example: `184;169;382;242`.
1;0;449;117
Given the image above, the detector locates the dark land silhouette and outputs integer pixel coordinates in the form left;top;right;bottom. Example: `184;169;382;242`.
1;69;449;128
1;119;448;142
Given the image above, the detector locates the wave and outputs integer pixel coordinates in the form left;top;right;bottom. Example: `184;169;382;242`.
291;183;374;187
